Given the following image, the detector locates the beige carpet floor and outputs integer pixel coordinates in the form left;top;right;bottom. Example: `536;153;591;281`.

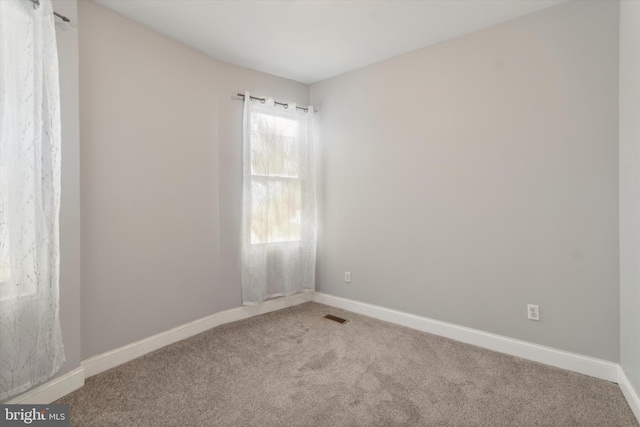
57;302;638;426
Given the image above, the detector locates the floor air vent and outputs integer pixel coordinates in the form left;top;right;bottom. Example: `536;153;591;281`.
324;314;347;324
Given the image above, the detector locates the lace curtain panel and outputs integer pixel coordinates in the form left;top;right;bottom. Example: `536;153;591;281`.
0;0;65;400
241;92;317;305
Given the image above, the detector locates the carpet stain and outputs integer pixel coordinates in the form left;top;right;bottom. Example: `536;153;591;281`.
300;349;337;371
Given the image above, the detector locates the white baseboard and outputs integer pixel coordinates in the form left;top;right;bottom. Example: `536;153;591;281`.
313;292;619;383
82;292;313;378
619;366;640;422
5;367;84;404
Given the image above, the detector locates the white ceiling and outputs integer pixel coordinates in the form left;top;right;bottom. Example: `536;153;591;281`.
93;0;570;84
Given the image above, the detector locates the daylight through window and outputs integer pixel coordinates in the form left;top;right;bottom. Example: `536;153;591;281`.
249;112;302;244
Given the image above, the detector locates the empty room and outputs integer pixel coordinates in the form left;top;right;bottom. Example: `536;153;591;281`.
1;0;639;425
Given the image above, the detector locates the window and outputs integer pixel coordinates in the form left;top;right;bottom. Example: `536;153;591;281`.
0;0;38;300
249;111;302;244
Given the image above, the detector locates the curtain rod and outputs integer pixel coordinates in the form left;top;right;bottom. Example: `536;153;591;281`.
236;93;313;113
54;11;70;23
29;0;71;23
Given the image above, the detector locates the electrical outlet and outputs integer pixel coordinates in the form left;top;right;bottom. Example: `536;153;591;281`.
527;304;539;321
344;272;351;283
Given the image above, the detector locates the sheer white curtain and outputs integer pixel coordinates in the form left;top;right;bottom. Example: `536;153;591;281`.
0;0;65;400
241;92;317;305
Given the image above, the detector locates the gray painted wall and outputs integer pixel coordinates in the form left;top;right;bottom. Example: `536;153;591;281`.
79;1;308;359
311;0;620;361
619;0;640;397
